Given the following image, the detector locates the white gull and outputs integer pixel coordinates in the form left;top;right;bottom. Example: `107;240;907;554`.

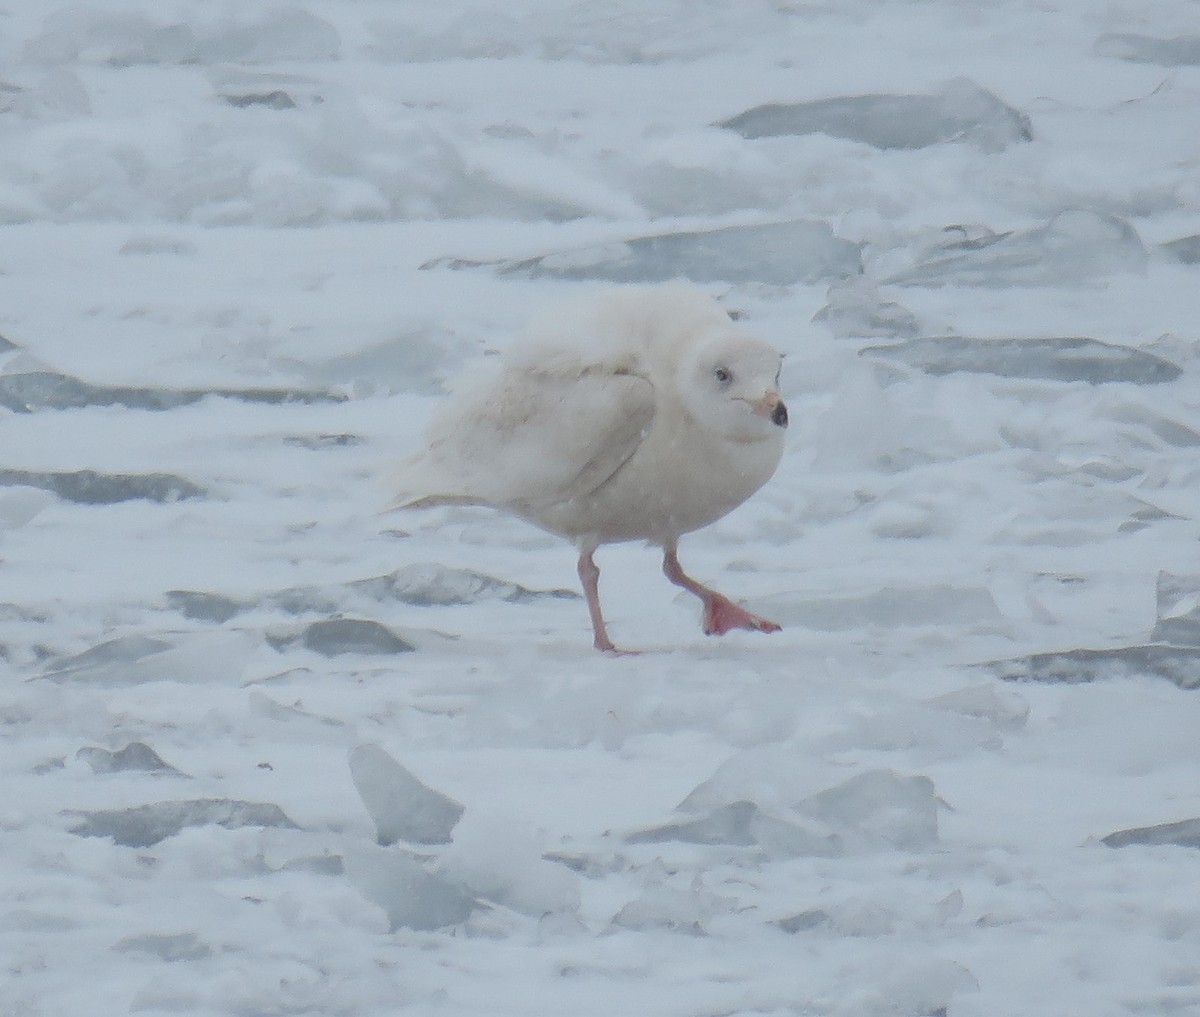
391;285;788;652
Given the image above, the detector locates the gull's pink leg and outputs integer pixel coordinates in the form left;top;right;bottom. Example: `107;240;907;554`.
661;541;781;637
577;546;620;653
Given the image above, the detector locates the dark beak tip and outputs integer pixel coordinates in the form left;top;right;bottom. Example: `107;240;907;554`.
772;401;789;428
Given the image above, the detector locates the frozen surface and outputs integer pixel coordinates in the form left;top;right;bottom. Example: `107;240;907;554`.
3;1;1200;1015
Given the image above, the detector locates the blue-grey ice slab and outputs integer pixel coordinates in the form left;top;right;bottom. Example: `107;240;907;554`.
884;211;1148;287
718;79;1032;152
611;874;734;935
812;277;921;339
280;853;345;875
348;563;579;606
1113;407;1200;448
40;630;257;686
348;743;464;846
1094;33;1200;66
344;843;476;931
795;770;940;851
633;768;939;857
25;7;340;65
0;486;55;529
278;328;476;397
1162;234;1200;264
0;72;90;118
300;618;415;656
247;691;344;729
1102;817;1200;849
861;336;1182;385
627;800;842;858
41;635;174;683
68;799;299;848
264;587;352;615
1151;573;1200;646
0;468;204;504
0;369;345;413
165;590;243;623
223;89;297;109
927;684;1030;729
77;742;187;777
119;233;198;256
426;219;862;286
281;433;364;450
629;800;760;846
114;931;214;961
168;563;577;622
776;909;833;933
992;645;1200;689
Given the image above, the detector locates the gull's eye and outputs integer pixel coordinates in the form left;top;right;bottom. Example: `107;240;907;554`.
713;366;733;386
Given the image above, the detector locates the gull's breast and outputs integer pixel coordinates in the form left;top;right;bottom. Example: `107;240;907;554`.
525;417;784;545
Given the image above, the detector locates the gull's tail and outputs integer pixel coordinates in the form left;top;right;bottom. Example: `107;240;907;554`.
383;451;485;513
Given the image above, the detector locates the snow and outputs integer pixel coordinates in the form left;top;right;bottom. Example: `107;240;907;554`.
2;1;1200;1015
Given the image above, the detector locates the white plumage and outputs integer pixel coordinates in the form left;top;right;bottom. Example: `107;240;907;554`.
392;285;789;652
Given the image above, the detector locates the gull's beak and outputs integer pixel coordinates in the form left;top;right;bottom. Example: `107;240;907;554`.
751;390;789;428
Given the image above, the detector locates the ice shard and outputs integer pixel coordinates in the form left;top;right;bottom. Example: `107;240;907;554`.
1151;573;1200;646
1102;817;1200;849
348;743;464;846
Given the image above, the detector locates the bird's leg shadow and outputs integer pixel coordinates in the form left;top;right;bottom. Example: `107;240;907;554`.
661;541;781;637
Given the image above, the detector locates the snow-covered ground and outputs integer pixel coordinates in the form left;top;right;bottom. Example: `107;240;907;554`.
3;1;1200;1014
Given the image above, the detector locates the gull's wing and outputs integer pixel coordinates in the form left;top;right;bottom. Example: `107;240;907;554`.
391;366;655;512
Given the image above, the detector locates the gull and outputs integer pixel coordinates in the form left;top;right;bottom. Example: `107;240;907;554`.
391;285;788;652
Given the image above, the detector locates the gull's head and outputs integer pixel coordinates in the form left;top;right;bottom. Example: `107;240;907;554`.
677;333;787;444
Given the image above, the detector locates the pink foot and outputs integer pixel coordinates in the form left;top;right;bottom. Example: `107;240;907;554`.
591;632;644;656
702;595;782;637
